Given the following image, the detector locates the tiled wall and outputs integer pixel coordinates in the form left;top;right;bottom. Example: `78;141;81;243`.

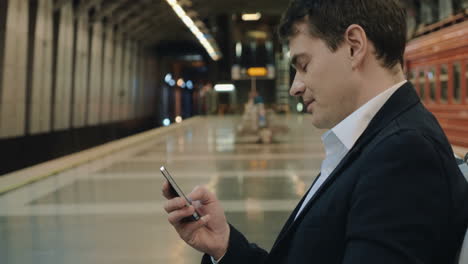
0;0;158;139
73;12;89;129
101;25;114;124
88;21;103;126
30;0;53;134
122;39;131;121
54;1;73;131
112;31;124;123
0;0;29;138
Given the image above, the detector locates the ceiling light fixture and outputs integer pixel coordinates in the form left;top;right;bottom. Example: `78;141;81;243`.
214;84;235;92
247;67;268;77
177;78;186;88
186;80;194;89
242;12;262;21
165;0;222;61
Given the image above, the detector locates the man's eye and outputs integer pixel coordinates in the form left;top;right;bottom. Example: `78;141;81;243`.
302;64;308;72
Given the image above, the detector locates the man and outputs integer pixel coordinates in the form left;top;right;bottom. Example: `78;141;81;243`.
162;0;468;263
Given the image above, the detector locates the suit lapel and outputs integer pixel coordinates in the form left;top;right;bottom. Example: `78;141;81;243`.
292;145;360;228
268;82;421;254
271;172;321;248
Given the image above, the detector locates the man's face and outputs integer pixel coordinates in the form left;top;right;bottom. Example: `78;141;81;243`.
289;23;359;129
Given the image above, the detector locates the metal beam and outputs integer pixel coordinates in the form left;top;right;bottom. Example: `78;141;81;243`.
120;16;150;34
133;22;165;41
108;2;148;26
128;22;154;38
119;7;162;33
93;0;128;22
142;29;191;45
178;0;193;8
141;33;160;45
78;0;105;16
136;22;177;42
53;0;71;11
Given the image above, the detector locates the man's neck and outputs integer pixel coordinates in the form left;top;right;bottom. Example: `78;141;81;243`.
357;65;406;108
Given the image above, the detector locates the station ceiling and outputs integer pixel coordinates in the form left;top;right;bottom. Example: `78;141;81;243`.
60;0;290;46
62;0;425;56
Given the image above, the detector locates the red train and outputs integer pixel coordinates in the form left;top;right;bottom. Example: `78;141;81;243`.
405;17;468;148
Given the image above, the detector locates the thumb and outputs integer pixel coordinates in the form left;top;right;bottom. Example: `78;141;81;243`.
188;185;213;204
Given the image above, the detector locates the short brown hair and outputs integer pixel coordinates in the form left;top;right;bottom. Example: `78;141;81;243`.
278;0;407;69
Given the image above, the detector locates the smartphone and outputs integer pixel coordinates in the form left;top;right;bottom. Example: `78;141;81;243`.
160;166;200;221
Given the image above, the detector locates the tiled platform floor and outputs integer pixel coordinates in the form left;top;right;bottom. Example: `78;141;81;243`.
0;115;325;264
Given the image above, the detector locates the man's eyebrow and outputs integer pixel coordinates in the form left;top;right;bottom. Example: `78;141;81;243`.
291;53;308;69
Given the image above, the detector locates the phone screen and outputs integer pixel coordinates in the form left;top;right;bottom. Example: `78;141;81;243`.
160;166;200;221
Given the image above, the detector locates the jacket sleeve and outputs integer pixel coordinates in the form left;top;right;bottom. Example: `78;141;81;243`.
343;130;454;264
201;224;269;264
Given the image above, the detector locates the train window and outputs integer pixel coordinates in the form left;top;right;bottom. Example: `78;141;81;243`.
440;64;448;103
407;70;413;81
419;70;426;101
408;70;415;87
409;70;418;95
428;67;436;101
466;60;468;104
454;62;461;103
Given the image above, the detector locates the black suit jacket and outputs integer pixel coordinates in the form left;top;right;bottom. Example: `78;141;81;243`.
202;82;468;264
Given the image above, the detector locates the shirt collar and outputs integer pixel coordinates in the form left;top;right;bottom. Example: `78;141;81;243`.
320;129;343;157
328;80;407;150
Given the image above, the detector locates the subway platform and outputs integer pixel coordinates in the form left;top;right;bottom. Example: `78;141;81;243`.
0;115;331;264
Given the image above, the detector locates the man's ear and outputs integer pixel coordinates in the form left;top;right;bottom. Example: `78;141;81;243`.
344;24;367;69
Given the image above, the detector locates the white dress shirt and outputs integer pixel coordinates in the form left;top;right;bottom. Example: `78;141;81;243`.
212;80;407;263
294;80;407;220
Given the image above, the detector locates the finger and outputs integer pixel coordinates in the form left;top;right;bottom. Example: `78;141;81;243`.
187;185;214;204
164;197;187;213
192;200;202;209
167;205;196;226
162;180;180;199
162;181;175;199
179;215;211;243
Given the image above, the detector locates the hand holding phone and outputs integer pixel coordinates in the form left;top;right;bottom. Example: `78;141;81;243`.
161;169;230;259
160;166;200;221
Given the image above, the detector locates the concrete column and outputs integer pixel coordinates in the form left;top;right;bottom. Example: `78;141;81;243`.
126;40;134;120
275;44;291;112
0;0;29;138
137;45;145;118
126;40;133;120
173;63;182;119
100;25;114;123
152;57;159;116
30;0;53;134
142;56;152;118
146;57;153;117
87;21;103;126
130;41;139;119
72;12;89;128
439;0;454;20
420;0;437;25
121;38;131;120
139;49;148;117
141;48;148;117
54;2;74;131
112;31;123;122
0;0;5;135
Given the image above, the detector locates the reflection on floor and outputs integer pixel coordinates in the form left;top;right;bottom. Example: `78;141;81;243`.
0;115;324;264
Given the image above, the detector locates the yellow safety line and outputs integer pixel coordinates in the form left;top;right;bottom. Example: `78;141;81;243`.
2;116;463;195
0;117;202;196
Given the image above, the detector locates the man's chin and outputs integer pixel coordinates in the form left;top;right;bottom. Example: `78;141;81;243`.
310;115;332;130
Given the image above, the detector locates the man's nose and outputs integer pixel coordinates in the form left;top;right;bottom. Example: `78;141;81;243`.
289;76;305;97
